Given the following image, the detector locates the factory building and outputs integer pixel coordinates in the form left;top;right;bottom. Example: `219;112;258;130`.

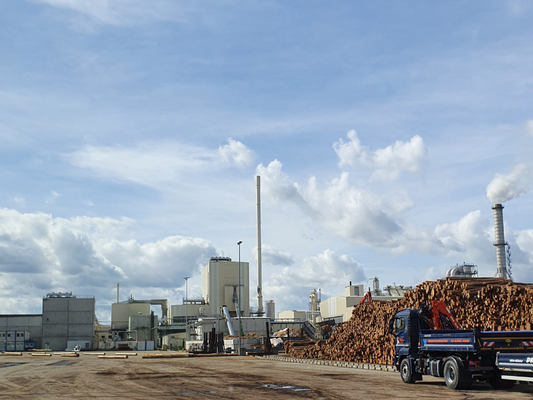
168;256;250;322
108;256;251;350
0;292;97;351
42;292;96;351
0;314;42;350
202;256;250;317
111;302;151;330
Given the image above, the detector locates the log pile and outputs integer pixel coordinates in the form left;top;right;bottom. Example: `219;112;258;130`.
286;278;533;365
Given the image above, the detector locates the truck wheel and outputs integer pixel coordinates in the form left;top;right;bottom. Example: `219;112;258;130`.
443;356;472;390
489;374;515;390
400;358;416;384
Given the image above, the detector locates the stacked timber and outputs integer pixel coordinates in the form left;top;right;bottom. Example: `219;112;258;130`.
286;278;533;365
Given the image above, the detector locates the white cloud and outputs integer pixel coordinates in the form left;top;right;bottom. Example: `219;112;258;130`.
507;0;531;16
526;120;533;137
257;244;294;266
33;0;184;26
265;249;366;312
257;160;402;247
0;208;217;316
487;164;533;204
515;230;533;281
418;211;493;261
45;190;60;204
11;197;26;208
333;130;369;168
256;159;505;269
296;250;366;287
217;138;254;168
65;139;254;188
333;130;427;180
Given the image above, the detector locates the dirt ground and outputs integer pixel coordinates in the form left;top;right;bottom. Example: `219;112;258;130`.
1;353;533;399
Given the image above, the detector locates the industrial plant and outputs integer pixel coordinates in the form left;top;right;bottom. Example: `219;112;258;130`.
0;175;416;352
1;178;533;394
0;170;519;358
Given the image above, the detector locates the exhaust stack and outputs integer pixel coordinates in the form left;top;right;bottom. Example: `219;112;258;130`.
256;175;264;315
492;204;510;279
116;283;119;303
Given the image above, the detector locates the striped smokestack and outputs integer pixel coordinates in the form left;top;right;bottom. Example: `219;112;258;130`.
492;204;510;279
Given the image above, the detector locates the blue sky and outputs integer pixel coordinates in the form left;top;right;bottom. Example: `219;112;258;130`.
1;0;532;322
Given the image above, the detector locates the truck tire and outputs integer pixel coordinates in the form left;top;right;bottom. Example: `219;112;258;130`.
443;356;472;390
400;358;416;384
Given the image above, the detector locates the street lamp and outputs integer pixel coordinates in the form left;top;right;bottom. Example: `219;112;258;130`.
184;277;190;344
237;240;242;354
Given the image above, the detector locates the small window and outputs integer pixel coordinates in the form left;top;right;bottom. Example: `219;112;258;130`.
395;318;406;334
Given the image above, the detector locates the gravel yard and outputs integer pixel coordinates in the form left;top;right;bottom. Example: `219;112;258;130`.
1;353;533;399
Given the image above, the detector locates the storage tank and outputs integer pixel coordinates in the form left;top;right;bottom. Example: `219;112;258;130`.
266;300;275;320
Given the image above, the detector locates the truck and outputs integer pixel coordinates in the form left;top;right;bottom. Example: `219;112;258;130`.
389;300;533;390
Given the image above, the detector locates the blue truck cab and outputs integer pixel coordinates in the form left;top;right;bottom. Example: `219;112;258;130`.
390;308;533;390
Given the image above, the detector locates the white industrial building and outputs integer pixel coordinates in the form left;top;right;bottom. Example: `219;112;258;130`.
109;256;253;350
275;279;412;325
168;256;250;322
319;279;411;322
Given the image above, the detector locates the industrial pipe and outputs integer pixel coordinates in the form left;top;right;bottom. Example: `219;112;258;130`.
222;306;236;336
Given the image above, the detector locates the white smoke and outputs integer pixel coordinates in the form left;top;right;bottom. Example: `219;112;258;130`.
487;164;533;204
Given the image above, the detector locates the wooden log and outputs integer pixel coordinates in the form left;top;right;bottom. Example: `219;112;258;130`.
98;355;128;359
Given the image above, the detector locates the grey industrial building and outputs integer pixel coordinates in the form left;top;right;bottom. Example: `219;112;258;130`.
0;292;96;351
42;293;95;351
0;314;42;349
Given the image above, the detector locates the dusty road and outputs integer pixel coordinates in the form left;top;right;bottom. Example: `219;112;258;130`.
1;353;533;399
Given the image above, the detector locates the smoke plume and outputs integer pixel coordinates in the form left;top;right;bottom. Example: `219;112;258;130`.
487;164;533;204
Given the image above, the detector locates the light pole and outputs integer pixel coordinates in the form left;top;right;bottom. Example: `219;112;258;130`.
184;277;190;344
237;240;242;354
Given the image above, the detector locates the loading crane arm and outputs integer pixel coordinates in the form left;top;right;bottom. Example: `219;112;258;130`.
420;300;461;330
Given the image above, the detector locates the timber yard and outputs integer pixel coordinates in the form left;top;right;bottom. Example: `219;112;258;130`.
2;183;533;398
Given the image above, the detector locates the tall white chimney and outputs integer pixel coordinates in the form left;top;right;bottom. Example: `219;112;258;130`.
116;283;120;303
492;204;510;279
256;175;264;315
